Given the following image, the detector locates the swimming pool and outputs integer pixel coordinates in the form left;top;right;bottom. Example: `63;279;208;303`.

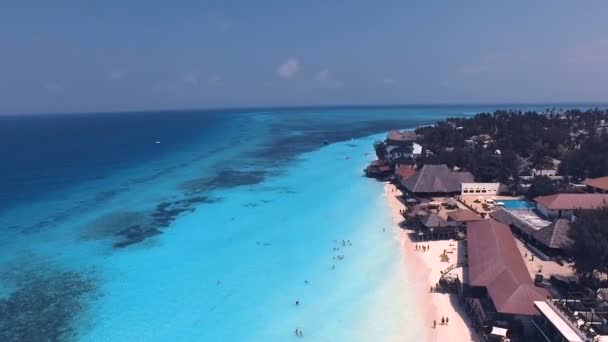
500;199;536;210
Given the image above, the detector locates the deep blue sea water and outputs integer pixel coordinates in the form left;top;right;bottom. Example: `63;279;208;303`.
0;104;602;341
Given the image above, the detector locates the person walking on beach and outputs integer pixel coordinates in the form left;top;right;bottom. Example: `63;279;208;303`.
427;244;430;250
441;316;445;325
446;317;449;325
433;320;437;328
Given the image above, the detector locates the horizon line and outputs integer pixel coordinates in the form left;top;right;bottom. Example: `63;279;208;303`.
2;100;608;117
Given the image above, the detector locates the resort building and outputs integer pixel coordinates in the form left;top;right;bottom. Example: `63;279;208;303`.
414;212;458;240
491;208;573;256
385;131;422;161
461;182;502;196
364;160;391;178
535;194;608;219
532;159;562;178
533;298;608;342
463;219;551;340
411;142;423;158
447;208;482;225
386;130;419;146
400;164;474;196
393;156;414;168
395;164;416;183
583;176;608;194
388;145;414;161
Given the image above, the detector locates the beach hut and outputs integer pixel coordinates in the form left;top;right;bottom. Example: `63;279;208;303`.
428;201;441;209
417;213;458;240
445;197;459;209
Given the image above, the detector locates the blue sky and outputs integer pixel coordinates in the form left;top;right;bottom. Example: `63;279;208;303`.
1;0;608;114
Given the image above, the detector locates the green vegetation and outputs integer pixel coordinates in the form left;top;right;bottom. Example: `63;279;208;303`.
568;206;608;277
526;176;557;199
373;140;387;161
415;109;608;190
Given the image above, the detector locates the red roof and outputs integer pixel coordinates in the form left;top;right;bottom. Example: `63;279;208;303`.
534;193;608;210
583;176;608;191
467;219;550;315
447;209;482;222
387;130;418;142
395;165;416;179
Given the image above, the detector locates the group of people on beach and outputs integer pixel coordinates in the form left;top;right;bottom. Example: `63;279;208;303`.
432;316;449;328
294;328;303;337
415;244;430;252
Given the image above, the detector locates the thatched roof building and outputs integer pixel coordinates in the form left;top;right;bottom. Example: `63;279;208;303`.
401;164;474;195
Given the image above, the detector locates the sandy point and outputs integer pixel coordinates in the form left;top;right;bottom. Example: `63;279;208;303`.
384;182;480;342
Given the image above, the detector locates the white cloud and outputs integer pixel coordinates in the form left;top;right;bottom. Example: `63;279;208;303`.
108;70;125;81
277;58;300;78
315;69;329;82
208;75;223;85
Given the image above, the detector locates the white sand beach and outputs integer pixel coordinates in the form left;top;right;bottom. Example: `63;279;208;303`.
384;183;480;342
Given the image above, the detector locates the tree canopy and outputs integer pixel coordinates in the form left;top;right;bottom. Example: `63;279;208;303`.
526;176;557;199
373;140;387;161
415;109;608;186
568;205;608;275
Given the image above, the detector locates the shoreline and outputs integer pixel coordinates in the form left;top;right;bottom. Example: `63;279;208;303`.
384;182;479;342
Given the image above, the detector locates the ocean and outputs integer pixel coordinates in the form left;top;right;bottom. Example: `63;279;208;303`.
0;105;597;341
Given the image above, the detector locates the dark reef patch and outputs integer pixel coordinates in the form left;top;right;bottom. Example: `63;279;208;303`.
180;169;267;195
0;259;98;342
85;196;220;249
250;118;430;165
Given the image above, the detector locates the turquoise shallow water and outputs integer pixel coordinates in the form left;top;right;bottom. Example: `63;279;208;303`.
78;134;424;341
1;105;595;341
500;199;536;210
